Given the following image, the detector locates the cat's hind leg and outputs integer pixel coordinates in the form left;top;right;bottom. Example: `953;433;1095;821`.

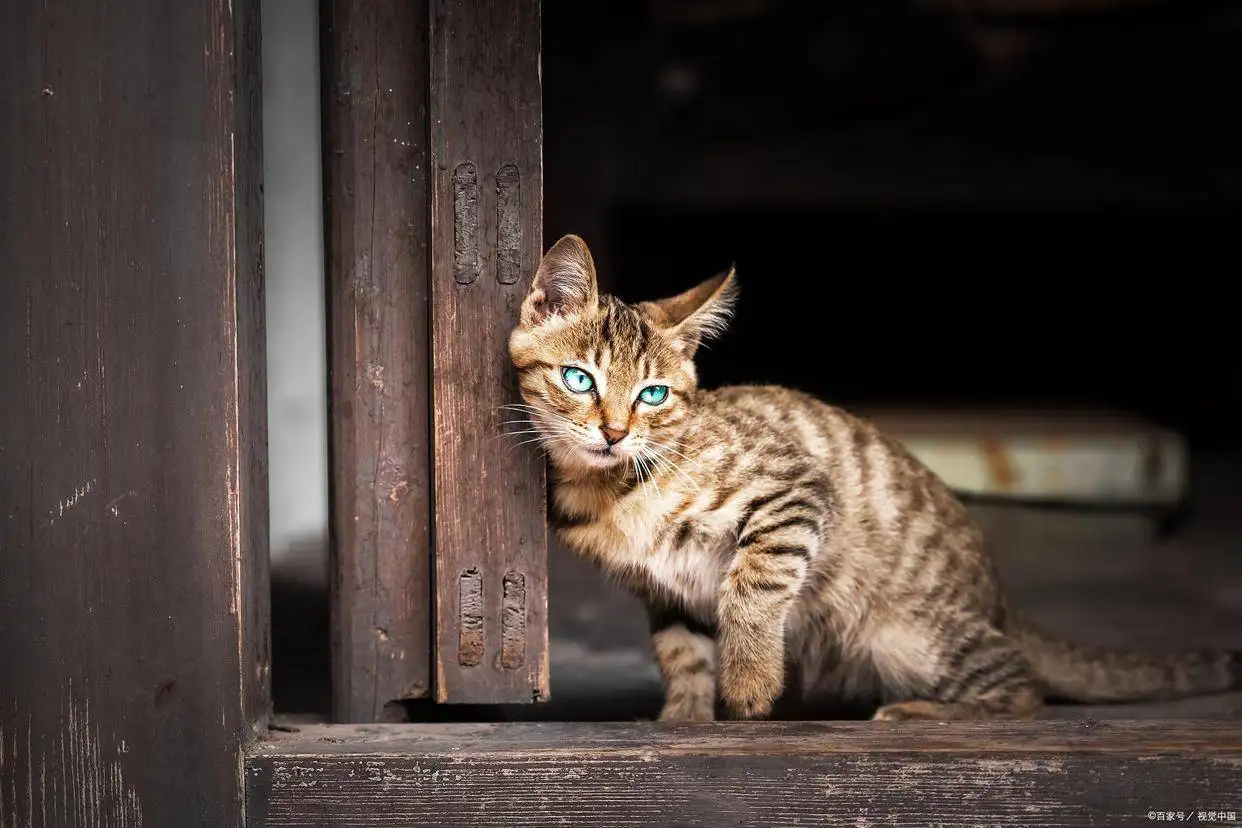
872;626;1044;721
648;604;717;722
872;688;1042;721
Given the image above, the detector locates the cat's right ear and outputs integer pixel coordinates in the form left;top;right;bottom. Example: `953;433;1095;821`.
520;234;599;326
642;265;738;356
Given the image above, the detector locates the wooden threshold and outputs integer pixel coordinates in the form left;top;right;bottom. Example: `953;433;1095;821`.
246;720;1242;826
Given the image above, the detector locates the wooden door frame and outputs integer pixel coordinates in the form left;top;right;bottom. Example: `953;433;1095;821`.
1;0;268;824
325;0;548;717
322;0;436;724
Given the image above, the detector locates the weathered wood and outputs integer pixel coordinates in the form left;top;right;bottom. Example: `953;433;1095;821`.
429;0;549;703
322;0;434;723
0;0;268;824
246;721;1242;826
248;718;1242;753
237;0;271;746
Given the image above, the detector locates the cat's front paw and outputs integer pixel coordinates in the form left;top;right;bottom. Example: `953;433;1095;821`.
719;675;777;720
722;694;772;720
718;650;782;720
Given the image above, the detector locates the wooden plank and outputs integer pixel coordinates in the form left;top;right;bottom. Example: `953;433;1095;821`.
428;0;549;703
322;0;434;723
0;0;269;824
248;718;1242;753
246;721;1242;826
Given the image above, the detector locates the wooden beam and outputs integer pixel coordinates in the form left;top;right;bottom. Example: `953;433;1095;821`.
323;0;434;723
0;0;268;823
428;0;549;703
247;721;1242;825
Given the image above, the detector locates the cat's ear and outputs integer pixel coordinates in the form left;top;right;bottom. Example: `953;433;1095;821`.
521;234;599;326
643;265;738;355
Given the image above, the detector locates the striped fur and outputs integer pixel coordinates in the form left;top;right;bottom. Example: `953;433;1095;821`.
508;234;1242;721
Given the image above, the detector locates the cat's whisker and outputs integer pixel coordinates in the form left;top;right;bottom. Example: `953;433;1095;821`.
653;456;698;493
649;439;700;467
507;438;549;451
627;455;644;503
495;429;544;441
642;439;688;472
631;453;652;504
544;426;590;444
641;457;655;508
645;453;665;503
653;457;695;496
498;427;537;435
497;409;546;421
636;451;661;507
505;431;558;447
639;446;675;483
643;442;700;491
506;411;592;446
497;404;553;421
506;433;574;455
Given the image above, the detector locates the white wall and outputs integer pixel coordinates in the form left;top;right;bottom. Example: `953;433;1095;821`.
262;0;329;586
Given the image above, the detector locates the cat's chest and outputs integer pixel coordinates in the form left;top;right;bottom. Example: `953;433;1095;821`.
557;484;734;613
639;527;728;612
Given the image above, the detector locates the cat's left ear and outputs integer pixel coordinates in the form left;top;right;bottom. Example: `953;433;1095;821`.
642;265;738;355
520;234;600;326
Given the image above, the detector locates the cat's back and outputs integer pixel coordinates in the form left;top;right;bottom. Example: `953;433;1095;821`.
692;383;961;524
693;383;874;460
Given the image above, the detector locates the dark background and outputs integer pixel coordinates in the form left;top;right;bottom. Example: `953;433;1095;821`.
543;0;1242;448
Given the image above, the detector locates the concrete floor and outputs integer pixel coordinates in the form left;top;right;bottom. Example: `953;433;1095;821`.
272;451;1242;722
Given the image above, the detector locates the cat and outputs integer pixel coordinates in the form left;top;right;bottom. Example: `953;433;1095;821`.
507;233;1242;721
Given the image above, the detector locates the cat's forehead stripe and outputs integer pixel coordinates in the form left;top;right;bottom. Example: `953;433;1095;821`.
597;299;654;367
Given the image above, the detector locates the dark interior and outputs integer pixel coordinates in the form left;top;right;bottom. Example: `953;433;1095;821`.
610;206;1236;443
544;0;1242;446
273;0;1242;722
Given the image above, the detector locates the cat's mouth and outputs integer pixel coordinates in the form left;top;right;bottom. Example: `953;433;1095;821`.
573;443;627;469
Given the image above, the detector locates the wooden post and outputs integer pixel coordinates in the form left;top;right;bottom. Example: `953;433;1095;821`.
0;0;268;823
323;0;434;723
429;0;550;703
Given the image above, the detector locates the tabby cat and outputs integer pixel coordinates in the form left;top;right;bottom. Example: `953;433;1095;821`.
507;234;1241;721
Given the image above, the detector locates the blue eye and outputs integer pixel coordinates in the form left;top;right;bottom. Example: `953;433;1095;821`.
561;366;595;394
639;385;669;406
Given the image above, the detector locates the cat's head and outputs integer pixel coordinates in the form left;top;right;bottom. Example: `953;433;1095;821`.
508;234;737;474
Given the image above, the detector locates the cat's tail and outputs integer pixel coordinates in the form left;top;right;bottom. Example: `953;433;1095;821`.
1011;615;1242;703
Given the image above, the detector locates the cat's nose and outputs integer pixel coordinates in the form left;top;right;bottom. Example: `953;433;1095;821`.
600;425;629;445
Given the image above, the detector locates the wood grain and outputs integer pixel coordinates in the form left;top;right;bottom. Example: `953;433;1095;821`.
322;0;434;722
247;721;1242;826
429;0;549;704
0;0;269;823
